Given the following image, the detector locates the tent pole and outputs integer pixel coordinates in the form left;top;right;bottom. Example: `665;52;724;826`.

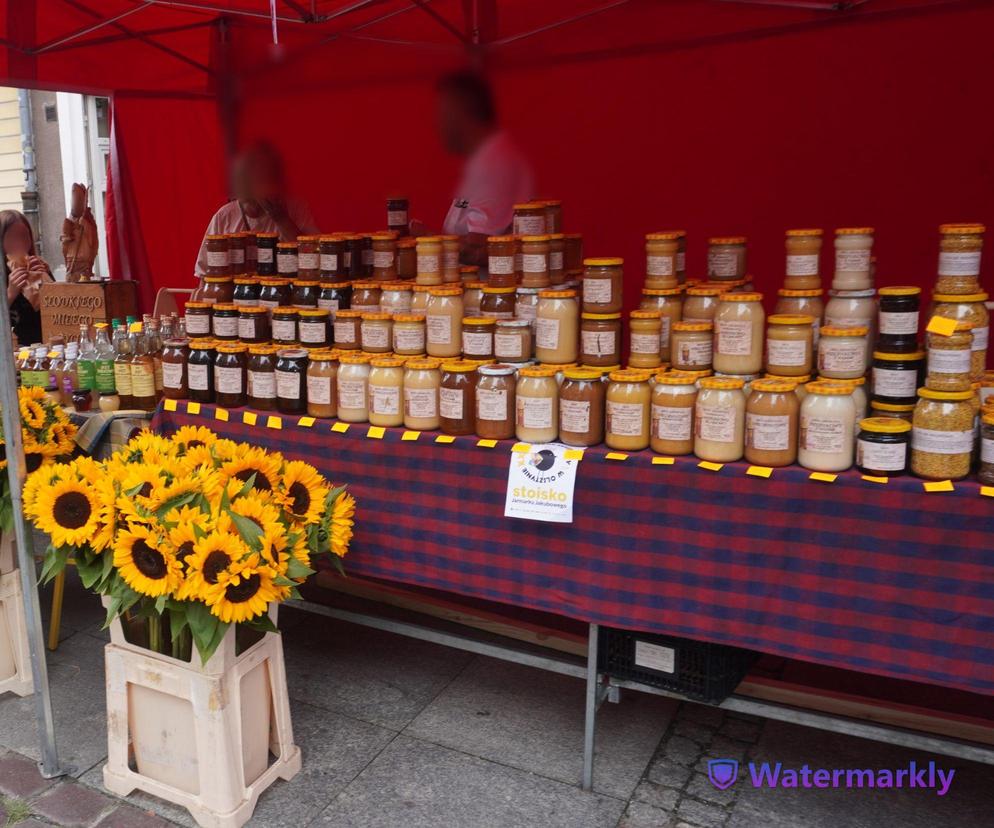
0;296;67;778
32;4;152;54
488;0;632;48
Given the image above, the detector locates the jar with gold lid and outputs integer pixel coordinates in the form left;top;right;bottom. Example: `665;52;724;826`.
238;306;271;345
629;310;662;370
306;350;338;418
404;357;442;430
606;369;652;451
476;363;516;440
707;237;747;281
694;376;746;462
297;235;320;279
580;313;621;368
671;321;714;371
319;235;346;282
298;308;330;349
371;232;398;281
416;236;443;285
495;319;533;363
520;236;551;289
332;309;362;350
487;236;517;288
645;232;680;289
513;202;547;236
559;367;605;446
765;314;814;377
337;353;372;423
640;287;683;361
247;344;278;410
411;284;432;313
582;258;623;314
368;356;405;427
833;228;874;290
745;378;799;467
232;276;261;307
535;289;579;364
292;279;320;308
783;229;823;290
426;287;464;358
440;360;478;435
441;235;460;283
396;237;417;280
911;387;975;480
200;275;234;306
683;286;723;322
462;317;496;361
936;223;984;294
258;278;291;311
480;286;516;320
460;265;480;284
381;282;413;315
775;288;824;348
214;342;247;408
713;292;765;375
271;307;298;346
360;312;393;354
548;234;566;285
351;281;382;315
393;314;426;356
651;372;698;455
276;241;299;279
184;302;213;338
516;365;558;443
818;325;869;379
931;292;989;381
463;281;486;317
204;234;229;275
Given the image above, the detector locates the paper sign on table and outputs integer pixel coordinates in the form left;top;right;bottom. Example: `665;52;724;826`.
366;426;385;439
242;412;257;426
297;416;315;428
331;422;350;433
186;402;201;415
401;430;420;441
214;408;229;422
266;415;282;429
505;443;579;524
924;480;954;492
926;315;958;336
163;399;177;412
652;456;675;465
746;466;773;478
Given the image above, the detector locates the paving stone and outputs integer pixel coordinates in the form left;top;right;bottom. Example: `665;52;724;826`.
674;719;718;746
405;656;676;799
94;805;176;828
12;820;53;828
0;802;6;823
675;795;729;828
631;779;679;811
664;735;704;766
618;800;678;828
679;703;726;728
646;756;693;789
76;764;196;828
718;717;761;744
33;781;117;827
705;735;751;763
0;752;56;798
315;735;624;828
686;771;736;806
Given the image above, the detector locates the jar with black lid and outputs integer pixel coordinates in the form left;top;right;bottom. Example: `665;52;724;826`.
871;350;924;406
271;308;298;346
238;307;271;344
247;345;278;410
276;242;299;279
318;282;351;318
877;286;921;352
319;235;346;282
211;303;239;341
256;233;278;275
292;280;320;308
232;277;260;307
187;339;216;403
856;417;910;476
275;348;308;414
214;343;247;408
258;278;292;311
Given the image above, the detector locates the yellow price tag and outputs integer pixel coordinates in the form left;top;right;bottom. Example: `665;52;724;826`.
401;430;420;441
605;452;628;461
265;415;282;430
861;475;888;484
214;408;229;422
511;442;531;453
698;461;723;472
331;422;350;433
563;449;585;461
242;411;258;426
186;402;201;415
163;399;177;412
297;416;315;428
926;315;958;336
981;486;994;498
746;466;773;479
435;435;456;444
477;439;498;449
366;426;385;439
652;456;675;465
809;472;837;483
923;480;954;493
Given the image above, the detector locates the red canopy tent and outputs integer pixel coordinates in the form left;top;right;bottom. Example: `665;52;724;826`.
3;0;994;314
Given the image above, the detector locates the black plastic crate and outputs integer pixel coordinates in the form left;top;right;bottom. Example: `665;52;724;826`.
598;627;757;704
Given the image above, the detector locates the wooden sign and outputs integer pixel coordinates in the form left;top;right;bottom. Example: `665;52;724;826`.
40;280;138;343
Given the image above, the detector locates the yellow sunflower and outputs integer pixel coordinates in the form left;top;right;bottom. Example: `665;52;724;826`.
19;396;46;430
279;461;329;525
48;422;77;455
32;478;104;548
178;531;246;601
114;523;183;597
121;464;170;502
329;492;356;558
68;456;105;486
204;555;280;624
23;463;69;516
166;520;202;579
211;438;241;463
220;447;283;496
178;443;218;471
171;425;218;452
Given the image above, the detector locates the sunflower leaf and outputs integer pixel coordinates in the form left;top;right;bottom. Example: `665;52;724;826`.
124;483;145;498
101;548;115;581
328;554;346;577
237;472;258;499
272;574;295;587
285;556;314;580
154;594;168;615
154;491;197;522
168;605;188;644
200;619;230;665
76;556;104;589
38;544;70;586
227;512;263;552
239;613;277;635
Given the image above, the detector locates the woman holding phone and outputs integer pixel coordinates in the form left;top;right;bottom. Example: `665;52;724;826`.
1;210;53;346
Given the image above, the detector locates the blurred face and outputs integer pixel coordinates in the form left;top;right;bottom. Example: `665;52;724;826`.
437;90;470;156
3;221;31;258
234;150;284;218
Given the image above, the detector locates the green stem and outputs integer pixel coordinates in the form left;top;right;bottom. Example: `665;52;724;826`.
148;614;162;654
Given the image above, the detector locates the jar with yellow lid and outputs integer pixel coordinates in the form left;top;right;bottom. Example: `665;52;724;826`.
306;350;338;419
426;287;464;358
393;314;427;356
582;258;624;314
184;302;213;338
515;366;558;443
247;344;278;410
911;387;975;480
204;234;229;276
877;286;921;352
930;292;989;381
255;232;278;275
361;312;393;354
833;228;874;290
774;288;823;346
337;353;372;423
713;292;764;375
818;326;869;379
765;314;814;376
936;223;984;294
381;282;413;315
487;236;517;287
257;277;291;311
296;235;320;279
856;417;911;476
694;376;746;462
559;367;605;447
367;356;405;427
213;342;247;408
403;357;442;430
640;287;683;361
629;310;662;369
439;235;460;283
547;234;566;285
651;372;698;455
745;378;799;467
872;350;925;404
520;235;551;289
395;237;417;280
297;307;329;348
671;321;714;371
411;284;432;313
350;281;382;315
463;281;486;317
535;289;579;364
645;232;680;289
416;236;443;285
232;276;260;307
475;363;516;440
462;317;496;361
481;285;516;320
580;313;621;368
200;275;234;306
513;202;547;236
333;309;362;350
798;381;856;471
979;410;994;485
869;399;915;423
319;235;346;281
495;319;533;363
826;376;868;437
460;265;479;284
707;237;747;281
271;307;299;346
276;241;299;279
238;306;271;345
605;370;651;451
784;229;823;290
683;286;723;322
440;360;478;436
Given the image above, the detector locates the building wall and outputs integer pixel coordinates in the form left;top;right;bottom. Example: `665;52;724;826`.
0;86;23;211
30;89;67;275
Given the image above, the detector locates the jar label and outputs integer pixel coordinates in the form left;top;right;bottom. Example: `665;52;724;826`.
333;320;357;344
857;438;906;471
659;316;672;350
927;347;971;375
394;326;426;352
388;209;408;226
972;325;989;351
495;332;524;359
746;412;790;451
213;365;241;395
272;319;296;341
835;248;870;273
439;386;464;419
982;436;994;464
489;255;514;275
318;297;340;314
535;317;560;350
258;298;280;310
696;403;736;443
114;362;133;395
276;369;301;400
879;310;918;335
320;253;338;272
872;366;918;397
707;250;738;278
767;338;808;367
826;316;866;329
405;386;437;419
277;253;298;274
550;251;564;272
462;330;493;355
307;374;333;406
417;254;440;274
652;404;692;441
358;324;387;350
560;399;591;434
913;426;973;455
514;215;546;235
132;364;156;397
676;338;712;368
228;248;245;265
477;387;509;421
786;254;819;277
515;299;537;322
581;329;616;359
237;317;258;340
162;362;184;390
631;332;659;355
716;320;753;357
938;251;981;277
370;383;400;415
522;254;547;274
583;277;613;305
206;250;228;268
338;378;366;410
299;252;319;271
426;314;452;345
300;321;327;344
818;341;865;373
800;414;846;453
352;301;380;315
213;316;238;338
257;248;273;264
187;363;208;391
607;401;645;438
248;370;276;399
96;360;116;393
647;255;674;277
517;395;553;429
186;315;210;336
371;251;393;270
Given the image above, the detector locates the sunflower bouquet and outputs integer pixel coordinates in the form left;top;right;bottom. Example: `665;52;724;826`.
23;425;355;663
0;387;77;532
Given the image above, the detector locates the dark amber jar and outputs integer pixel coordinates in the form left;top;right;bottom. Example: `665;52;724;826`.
201;276;234;306
292;280;320;308
297;235;320;279
275;348;309;414
462;317;496;360
276;242;299;279
247;345;278;410
271;308;298;346
205;234;229;275
332;310;362;350
480;286;516;319
487;236;517;288
214;343;247;408
184;302;212;338
298;308;330;348
387;197;409;236
397;238;417;280
258;278;292;311
161;339;189;400
319;235;347;282
318;282;352;316
232;277;261;307
439;360;478;435
187;338;216;403
211;303;239;341
226;233;247;276
256;232;278;275
582;258;624;314
238;307;271;344
346;235;365;278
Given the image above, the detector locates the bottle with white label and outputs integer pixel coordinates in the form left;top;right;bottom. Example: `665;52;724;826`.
784;229;823;290
911;387;975;480
651;373;698;455
403;358;441;431
515;366;558;443
856;417;910;477
876;286;921;352
818;326;869;379
336;354;372;423
871;350;924;405
368;357;405;428
713;292;765;375
694;376;746;462
832;228;874;291
936;224;984;295
745;378;799;467
606;370;651;451
535;290;579;364
798;382;856;472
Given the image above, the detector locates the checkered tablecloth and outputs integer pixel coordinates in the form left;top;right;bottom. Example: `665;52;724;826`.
152;402;994;696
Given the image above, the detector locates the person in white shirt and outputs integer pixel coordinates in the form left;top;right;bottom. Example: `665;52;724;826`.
411;71;534;268
194;142;318;276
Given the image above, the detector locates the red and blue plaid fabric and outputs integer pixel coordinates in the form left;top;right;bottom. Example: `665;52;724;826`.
153;403;994;696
